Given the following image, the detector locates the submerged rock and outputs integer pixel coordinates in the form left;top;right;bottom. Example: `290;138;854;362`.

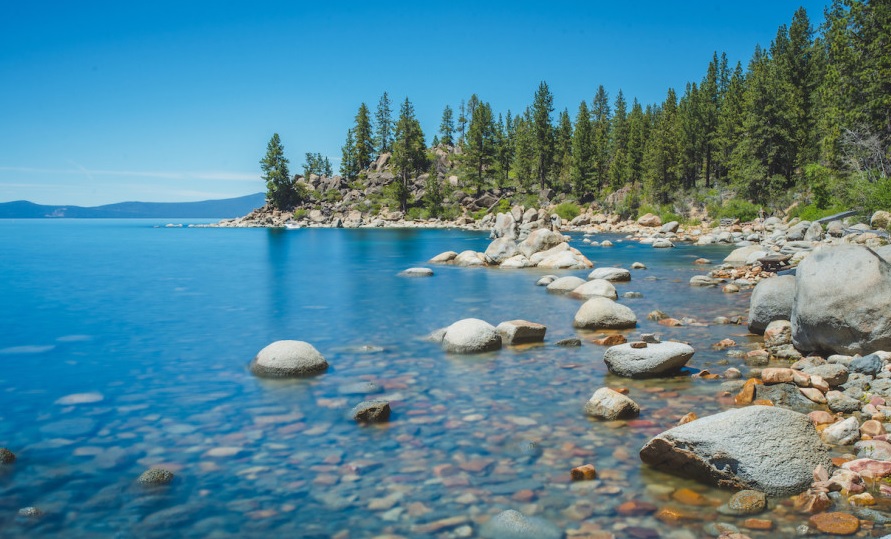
137;468;175;486
351;400;391;423
249;340;328;378
441;318;502;354
399;267;433;277
480;509;561;539
603;341;694;378
0;448;15;464
639;405;832;496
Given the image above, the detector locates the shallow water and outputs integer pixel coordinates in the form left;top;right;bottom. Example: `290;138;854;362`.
0;220;874;537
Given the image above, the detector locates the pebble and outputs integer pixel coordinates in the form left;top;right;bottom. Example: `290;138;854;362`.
808;512;860;535
137;467;175;485
570;464;597;481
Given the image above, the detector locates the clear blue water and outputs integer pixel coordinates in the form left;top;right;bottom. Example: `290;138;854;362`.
0;219;799;538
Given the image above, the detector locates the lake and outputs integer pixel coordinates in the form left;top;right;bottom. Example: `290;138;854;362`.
0;219;805;538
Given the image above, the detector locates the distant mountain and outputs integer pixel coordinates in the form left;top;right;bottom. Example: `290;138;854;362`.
0;193;266;219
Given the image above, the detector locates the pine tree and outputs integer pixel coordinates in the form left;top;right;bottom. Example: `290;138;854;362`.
391;97;428;212
511;110;536;191
423;163;443;217
591;85;611;193
700;53;722;187
531;81;555;190
716;62;746;183
375;92;393;154
643;89;682;204
461;100;497;194
458;99;467;144
678;82;704;190
353;103;375;172
494;113;513;189
571;100;594;196
627;99;647;186
261;133;296;210
340;128;357;180
439;105;455;146
552;109;573;192
608;90;630;190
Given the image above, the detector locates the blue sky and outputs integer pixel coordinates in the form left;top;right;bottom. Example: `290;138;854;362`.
1;1;829;206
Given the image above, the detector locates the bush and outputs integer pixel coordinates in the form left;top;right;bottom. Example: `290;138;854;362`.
292;208;307;220
708;198;762;222
554;202;581;221
788;203;848;222
471;208;488;221
406;207;428;221
495;198;511;214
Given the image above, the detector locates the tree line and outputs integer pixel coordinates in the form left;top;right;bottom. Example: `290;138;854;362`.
265;0;890;219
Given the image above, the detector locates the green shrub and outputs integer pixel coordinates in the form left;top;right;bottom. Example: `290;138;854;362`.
554;202;581;221
406;207;428;221
709;198;762;222
292;208;307;220
495;198;511;214
471;208;488;220
788;203;848;222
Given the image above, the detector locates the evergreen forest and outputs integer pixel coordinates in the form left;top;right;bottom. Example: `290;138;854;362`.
263;1;891;224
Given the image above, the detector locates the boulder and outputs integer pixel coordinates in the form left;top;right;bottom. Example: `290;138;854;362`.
690;275;721;287
747;275;796;334
573;297;637;330
484;237;519;264
871;210;891;230
587;267;631;282
496;320;547;345
249;340;329;378
500;255;532;269
570;279;618;300
536;248;592;269
400;267;433;277
724;245;765;266
637;213;662;227
351;400;391;423
441;318;502;354
479;510;561;539
822;416;860;445
804;221;824;241
603;341;695;378
849;353;884;376
429;251;457;263
454;250;487;267
763;320;792;349
661;221;680;233
652;239;674;248
639;406;832;496
585;387;640;420
535;275;558;286
518;229;564;258
546;276;586;294
791;245;891;355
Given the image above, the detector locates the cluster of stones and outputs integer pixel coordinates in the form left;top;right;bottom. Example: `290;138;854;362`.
430;225;593;270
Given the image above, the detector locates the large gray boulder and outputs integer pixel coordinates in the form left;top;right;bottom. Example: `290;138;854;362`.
747;275;796;334
250;340;329;378
603;341;694;378
441;318;502;354
792;245;891;355
484;237;520;264
454;250;487;267
573;297;637;329
491;212;518;240
518;229;564;258
640;406;832;496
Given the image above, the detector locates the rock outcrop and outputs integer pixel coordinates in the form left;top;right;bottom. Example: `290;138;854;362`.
640;406;832;496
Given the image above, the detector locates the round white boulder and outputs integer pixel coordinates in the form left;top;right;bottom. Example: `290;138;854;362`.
573;297;637;329
250;340;329;378
571;279;618;300
546;276;586;294
441;318;502;354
